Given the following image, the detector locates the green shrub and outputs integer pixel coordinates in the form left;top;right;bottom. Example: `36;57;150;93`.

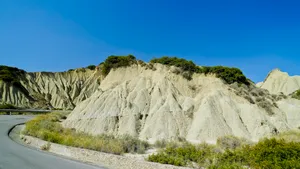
149;57;249;85
0;65;25;82
292;90;300;100
86;65;96;70
150;57;198;73
101;55;136;76
23;113;149;155
216;135;250;150
76;68;86;73
154;139;168;148
246;138;300;169
198;66;249;85
148;138;300;168
148;142;216;167
0;65;28;94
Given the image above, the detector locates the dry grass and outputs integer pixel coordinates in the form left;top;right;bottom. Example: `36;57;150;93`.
40;142;51;151
23;113;150;155
272;130;300;143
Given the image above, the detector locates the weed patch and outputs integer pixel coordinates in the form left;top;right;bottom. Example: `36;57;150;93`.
23;113;149;155
148;138;300;168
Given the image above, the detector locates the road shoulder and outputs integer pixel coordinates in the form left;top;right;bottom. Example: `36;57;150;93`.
11;124;190;169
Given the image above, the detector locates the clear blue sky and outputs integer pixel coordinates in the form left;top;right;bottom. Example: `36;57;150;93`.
1;0;300;82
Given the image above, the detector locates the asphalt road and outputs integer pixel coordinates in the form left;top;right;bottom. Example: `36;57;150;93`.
0;115;106;169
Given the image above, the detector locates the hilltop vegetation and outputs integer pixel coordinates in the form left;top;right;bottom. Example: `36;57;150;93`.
0;56;250;86
101;55;136;76
0;65;28;94
86;65;96;70
150;57;249;85
0;65;25;82
98;55;250;85
150;57;198;72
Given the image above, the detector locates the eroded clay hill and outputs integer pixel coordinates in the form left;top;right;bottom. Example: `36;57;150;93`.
258;69;300;95
0;66;101;109
63;62;300;143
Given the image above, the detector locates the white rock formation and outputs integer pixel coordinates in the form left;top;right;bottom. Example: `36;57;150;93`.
63;64;299;142
259;69;300;95
0;68;101;109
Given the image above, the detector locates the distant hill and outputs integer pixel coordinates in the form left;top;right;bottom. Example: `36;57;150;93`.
257;69;300;95
0;65;101;109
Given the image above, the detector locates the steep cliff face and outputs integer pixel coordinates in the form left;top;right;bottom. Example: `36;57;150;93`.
63;64;300;142
258;69;300;95
0;67;101;109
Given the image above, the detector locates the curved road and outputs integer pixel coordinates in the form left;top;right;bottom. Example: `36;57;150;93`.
0;115;106;169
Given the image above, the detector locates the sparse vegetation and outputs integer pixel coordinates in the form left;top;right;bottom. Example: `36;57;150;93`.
23;113;149;155
86;65;96;70
199;66;250;85
150;57;249;85
0;65;28;94
292;89;300;100
216;135;251;150
0;103;17;109
41;142;51;151
101;55;137;76
0;65;26;82
150;57;198;73
76;68;86;73
0;111;48;115
148;138;300;169
272;130;300;143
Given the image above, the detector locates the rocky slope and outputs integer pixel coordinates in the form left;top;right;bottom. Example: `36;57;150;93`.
0;67;101;109
258;69;300;95
63;64;300;143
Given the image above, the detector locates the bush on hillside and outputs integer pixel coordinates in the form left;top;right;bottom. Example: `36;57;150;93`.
101;55;136;76
216;135;250;150
150;57;198;73
86;65;96;70
0;65;25;82
149;57;249;85
0;65;29;95
292;90;300;100
199;66;250;85
0;65;25;83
